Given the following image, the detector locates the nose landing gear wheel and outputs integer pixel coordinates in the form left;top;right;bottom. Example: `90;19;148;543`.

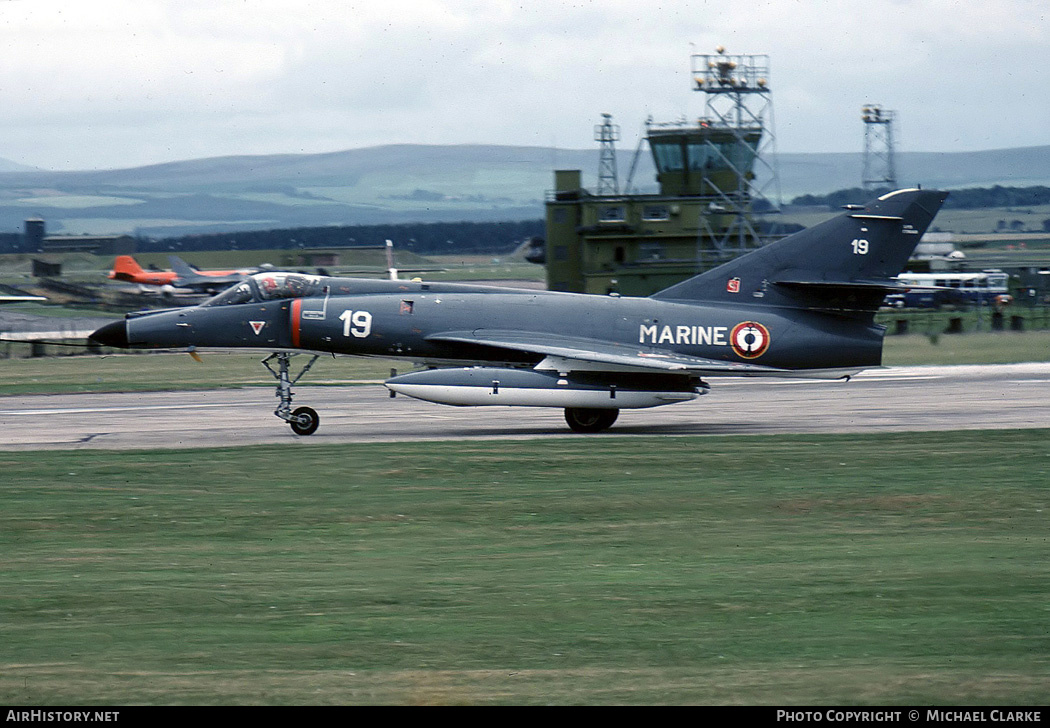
289;406;319;436
263;352;323;435
564;407;619;433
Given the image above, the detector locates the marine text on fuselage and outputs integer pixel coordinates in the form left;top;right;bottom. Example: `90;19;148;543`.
639;324;728;347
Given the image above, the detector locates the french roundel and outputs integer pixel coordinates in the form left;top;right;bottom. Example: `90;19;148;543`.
730;321;771;359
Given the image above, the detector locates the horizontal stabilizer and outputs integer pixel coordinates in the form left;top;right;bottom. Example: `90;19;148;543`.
775;279;913;294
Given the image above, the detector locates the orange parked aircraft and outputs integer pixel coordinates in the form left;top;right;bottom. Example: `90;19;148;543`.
108;256;179;286
108;255;258;294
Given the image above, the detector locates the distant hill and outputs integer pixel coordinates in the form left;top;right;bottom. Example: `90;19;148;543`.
3;143;1050;238
0;157;41;173
0;145;583;237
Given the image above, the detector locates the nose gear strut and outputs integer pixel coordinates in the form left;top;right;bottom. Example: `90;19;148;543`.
263;352;321;435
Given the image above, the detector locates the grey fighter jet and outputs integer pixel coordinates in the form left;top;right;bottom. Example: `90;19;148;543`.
89;188;948;435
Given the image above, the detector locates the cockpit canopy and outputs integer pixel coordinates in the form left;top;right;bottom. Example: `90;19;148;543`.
204;272;323;306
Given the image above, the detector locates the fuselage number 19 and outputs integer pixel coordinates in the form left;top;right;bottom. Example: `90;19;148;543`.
339;309;373;338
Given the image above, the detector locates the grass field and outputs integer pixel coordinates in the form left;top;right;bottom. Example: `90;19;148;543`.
0;431;1047;705
779;205;1050;236
0;250;545;282
882;330;1050;366
0;350;403;395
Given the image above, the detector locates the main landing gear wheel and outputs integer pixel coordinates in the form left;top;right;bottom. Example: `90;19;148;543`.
564;407;619;433
289;406;320;436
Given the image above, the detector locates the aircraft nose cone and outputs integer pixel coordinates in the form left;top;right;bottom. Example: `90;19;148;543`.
89;320;129;348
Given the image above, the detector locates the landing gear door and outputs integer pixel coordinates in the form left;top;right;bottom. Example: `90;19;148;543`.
300;285;329;320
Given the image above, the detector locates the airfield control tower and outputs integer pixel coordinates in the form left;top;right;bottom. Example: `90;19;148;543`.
545;47;782;295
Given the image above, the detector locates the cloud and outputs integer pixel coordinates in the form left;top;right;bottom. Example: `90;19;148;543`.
1;0;1048;169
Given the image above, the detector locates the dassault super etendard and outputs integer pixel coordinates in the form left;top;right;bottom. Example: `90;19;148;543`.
90;188;948;435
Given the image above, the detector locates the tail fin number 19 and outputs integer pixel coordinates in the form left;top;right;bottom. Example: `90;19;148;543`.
851;239;869;255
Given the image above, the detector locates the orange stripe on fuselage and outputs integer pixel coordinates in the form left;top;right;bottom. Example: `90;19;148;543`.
291;298;301;347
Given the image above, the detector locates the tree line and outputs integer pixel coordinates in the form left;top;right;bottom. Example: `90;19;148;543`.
790;184;1050;210
142;219;546;255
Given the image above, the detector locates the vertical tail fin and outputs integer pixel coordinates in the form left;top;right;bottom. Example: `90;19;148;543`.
651;188;949;315
108;255;146;281
168;255;200;280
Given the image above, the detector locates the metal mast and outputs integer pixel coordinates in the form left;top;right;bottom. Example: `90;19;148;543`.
594;113;621;195
861;104;898;190
691;46;781;269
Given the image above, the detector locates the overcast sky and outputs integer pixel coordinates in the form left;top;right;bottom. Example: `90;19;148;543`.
2;0;1049;171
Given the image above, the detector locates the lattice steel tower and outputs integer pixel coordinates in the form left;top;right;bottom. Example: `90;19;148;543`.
689;46;782;269
862;104;898;190
594;113;621;195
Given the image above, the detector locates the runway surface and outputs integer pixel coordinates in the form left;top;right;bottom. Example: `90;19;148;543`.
1;362;1048;451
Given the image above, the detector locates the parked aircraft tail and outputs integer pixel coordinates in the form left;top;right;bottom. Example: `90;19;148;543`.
651;188;949;317
168;255;202;281
108;255;148;281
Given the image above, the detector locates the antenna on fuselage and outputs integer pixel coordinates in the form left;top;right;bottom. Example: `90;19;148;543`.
386;239;398;280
